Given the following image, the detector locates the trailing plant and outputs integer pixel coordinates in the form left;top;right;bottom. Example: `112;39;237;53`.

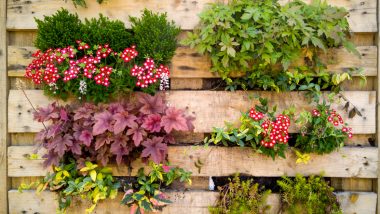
277;174;342;214
130;9;181;65
296;101;352;154
182;0;362;93
34;9;83;51
209;175;271;214
25;41;170;102
205;97;294;159
33;93;195;167
121;162;192;213
19;160;120;213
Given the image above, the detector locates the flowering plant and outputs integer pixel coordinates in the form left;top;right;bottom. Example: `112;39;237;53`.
205;97;294;159
33;93;195;167
296;102;352;154
121;162;192;214
25;41;170;103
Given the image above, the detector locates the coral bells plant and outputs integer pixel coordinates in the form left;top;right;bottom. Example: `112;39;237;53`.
25;42;170;103
33;93;195;167
296;102;352;154
205;97;294;159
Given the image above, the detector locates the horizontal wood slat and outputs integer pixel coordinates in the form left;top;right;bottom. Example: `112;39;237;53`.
8;190;377;214
8;146;378;178
8;90;376;134
7;0;376;32
7;46;378;77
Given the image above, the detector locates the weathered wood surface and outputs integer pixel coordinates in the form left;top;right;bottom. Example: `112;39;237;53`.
7;46;378;77
8;90;376;134
7;0;376;32
0;0;8;212
8;190;377;214
8;146;378;178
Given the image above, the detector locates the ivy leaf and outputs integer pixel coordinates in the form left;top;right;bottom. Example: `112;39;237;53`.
113;112;137;134
161;107;189;133
126;123;147;146
138;93;165;114
141;137;167;163
93;111;114;135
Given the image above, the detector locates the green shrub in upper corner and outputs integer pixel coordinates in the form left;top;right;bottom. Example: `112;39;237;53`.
34;9;83;51
130;9;181;65
209;175;271;214
82;14;133;52
277;175;342;214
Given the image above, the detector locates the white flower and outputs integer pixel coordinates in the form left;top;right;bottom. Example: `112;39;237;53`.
159;73;169;91
79;80;87;95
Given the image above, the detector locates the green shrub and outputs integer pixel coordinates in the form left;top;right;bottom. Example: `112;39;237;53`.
209;175;271;214
130;9;181;65
34;9;82;51
277;175;342;214
82;14;133;52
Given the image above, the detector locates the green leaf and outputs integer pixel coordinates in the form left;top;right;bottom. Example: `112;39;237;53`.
90;170;97;182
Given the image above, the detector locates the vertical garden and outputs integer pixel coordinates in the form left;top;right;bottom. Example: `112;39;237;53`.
0;0;379;213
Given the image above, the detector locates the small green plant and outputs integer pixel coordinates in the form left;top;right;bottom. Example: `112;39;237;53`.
121;162;192;213
35;9;83;51
209;175;271;214
182;0;361;94
296;101;352;154
130;9;181;65
205;97;294;159
277;175;342;214
19;160;120;213
81;14;133;52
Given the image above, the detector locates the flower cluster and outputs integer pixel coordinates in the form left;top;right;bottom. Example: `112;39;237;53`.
24;42;171;102
33;93;195;167
131;58;170;89
312;108;352;138
249;108;264;121
259;114;290;148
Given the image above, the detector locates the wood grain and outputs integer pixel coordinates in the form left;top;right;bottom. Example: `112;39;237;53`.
6;0;376;32
0;0;8;212
7;90;376;134
8;146;378;178
7;46;378;77
8;190;377;214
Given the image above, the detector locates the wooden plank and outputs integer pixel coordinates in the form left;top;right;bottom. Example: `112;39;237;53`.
0;0;8;212
6;0;376;32
170;78;203;90
8;146;378;178
331;178;373;191
8;190;377;214
7;90;376;134
7;46;378;77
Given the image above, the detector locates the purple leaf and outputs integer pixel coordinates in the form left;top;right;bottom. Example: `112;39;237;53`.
93;111;114;135
94;134;113;150
141;137;167;163
60;109;69;121
113;112;137;134
52;134;73;157
161;108;189;133
110;135;130;165
137;94;165;114
79;130;93;147
42;151;60;167
73;103;95;120
142;114;162;132
108;103;124;114
34;102;59;122
70;141;82;155
126;124;146;146
46;123;62;139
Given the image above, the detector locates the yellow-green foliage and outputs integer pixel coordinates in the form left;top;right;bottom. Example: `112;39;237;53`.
209;175;271;214
277;175;342;214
